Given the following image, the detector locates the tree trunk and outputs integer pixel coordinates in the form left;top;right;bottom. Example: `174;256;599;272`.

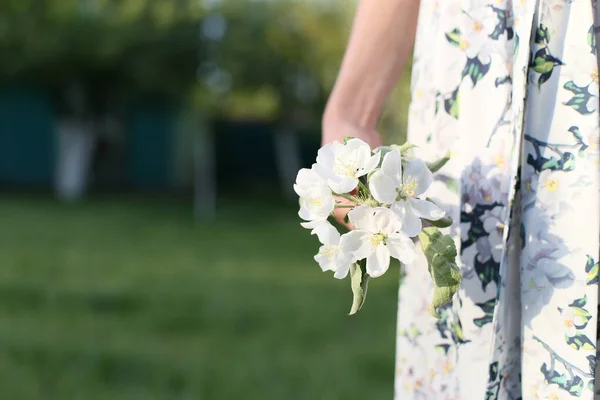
193;121;216;219
55;118;97;202
273;125;301;200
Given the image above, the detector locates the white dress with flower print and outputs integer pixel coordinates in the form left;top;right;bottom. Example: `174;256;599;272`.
395;1;600;399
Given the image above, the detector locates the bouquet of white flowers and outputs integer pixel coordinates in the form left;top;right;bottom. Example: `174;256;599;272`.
294;137;461;317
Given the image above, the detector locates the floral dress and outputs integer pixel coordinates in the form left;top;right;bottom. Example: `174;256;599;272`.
395;0;600;399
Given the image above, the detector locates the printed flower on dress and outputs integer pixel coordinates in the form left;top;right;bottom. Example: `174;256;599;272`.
460;5;498;63
521;211;575;316
369;149;445;237
533;169;573;215
480;205;506;263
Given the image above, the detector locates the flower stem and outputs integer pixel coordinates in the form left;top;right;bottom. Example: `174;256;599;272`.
358;180;369;193
533;335;593;378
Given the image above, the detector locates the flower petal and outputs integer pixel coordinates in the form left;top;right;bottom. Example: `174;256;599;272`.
387;232;416;265
403;158;433;196
310;220;340;245
366;245;390;278
339;230;373;261
315;142;338;170
361;152;381;176
300;219;326;229
391;201;422;237
369;170;399;204
345;138;372;160
334;253;352;276
381;149;403;182
328;176;358;194
298;185;335;221
409;198;446;221
314;247;335;272
371;207;403;234
482;214;500;234
347;206;378;233
333;262;351;279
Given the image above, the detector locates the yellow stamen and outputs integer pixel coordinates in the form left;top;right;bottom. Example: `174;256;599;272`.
318;245;338;262
310;198;323;208
333;157;358;179
443;361;453;374
401;175;419;197
472;21;483;32
544;178;559;192
370;234;386;247
494;154;506;169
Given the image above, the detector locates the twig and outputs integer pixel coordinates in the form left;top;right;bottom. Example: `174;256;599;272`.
533;335;593;378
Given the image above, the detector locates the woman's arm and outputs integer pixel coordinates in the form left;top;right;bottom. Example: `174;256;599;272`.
322;0;420;147
323;0;420;225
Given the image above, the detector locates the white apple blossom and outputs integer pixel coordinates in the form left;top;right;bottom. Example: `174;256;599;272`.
481;205;507;263
339;206;416;278
532;169;574;215
459;5;497;63
314;138;381;194
561;307;588;338
293;166;334;229
309;221;352;279
369;149;445;237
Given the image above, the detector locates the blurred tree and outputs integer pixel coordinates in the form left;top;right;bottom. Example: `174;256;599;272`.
0;0;410;202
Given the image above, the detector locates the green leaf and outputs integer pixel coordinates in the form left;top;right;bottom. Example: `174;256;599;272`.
566;333;596;350
425;216;453;229
569;295;587;308
446;179;459;194
435;344;450;354
426;150;451;173
563;81;594;115
444;88;460;119
538;71;552;88
568;376;584;396
343;136;355;144
535;24;550;44
588;24;597;55
572;307;592;328
533;58;553;73
489;361;499;382
495;76;511;87
398;142;418;154
348;260;370;315
569;126;585;144
462;57;491;86
445;28;461;47
585;255;598;285
418;227;461;318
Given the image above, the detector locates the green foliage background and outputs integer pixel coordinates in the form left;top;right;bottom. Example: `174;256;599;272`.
0;0;411;142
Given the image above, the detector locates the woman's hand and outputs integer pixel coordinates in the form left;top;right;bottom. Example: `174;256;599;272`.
321;114;382;227
319;0;419;226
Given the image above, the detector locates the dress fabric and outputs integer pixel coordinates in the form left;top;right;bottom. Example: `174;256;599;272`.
394;0;600;399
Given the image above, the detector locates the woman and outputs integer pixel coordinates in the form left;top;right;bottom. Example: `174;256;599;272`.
323;1;600;399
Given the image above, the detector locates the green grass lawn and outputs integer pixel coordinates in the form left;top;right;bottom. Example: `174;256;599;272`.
0;196;400;399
